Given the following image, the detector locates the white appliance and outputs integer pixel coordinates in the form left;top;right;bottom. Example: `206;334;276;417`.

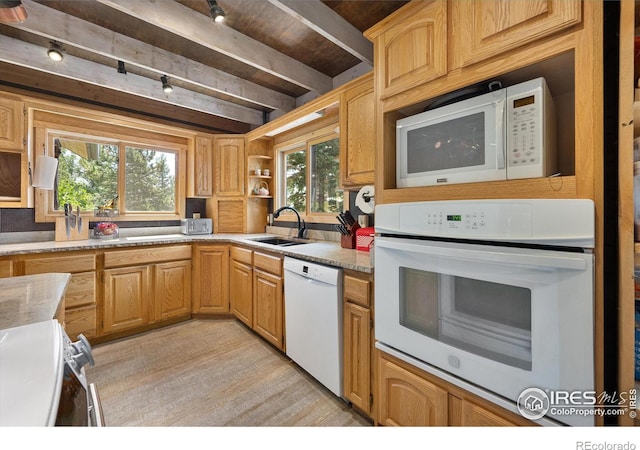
0;319;103;426
396;77;556;187
284;257;343;397
374;199;595;426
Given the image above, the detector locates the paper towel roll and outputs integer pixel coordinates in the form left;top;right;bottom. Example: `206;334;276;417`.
355;185;375;214
32;155;58;190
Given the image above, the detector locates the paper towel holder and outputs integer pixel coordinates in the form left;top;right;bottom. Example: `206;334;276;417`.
31;145;58;190
355;185;375;214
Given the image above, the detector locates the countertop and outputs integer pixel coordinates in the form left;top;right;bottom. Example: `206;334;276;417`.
0;273;70;330
0;233;374;273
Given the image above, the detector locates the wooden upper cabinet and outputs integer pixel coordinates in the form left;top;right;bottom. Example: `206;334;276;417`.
188;135;213;197
365;0;447;100
340;75;375;187
449;0;582;69
214;137;245;196
0;96;24;150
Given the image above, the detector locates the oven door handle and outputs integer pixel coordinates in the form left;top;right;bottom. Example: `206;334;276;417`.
88;383;105;427
376;237;587;271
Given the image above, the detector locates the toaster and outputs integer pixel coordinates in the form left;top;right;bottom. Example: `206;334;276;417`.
181;218;212;235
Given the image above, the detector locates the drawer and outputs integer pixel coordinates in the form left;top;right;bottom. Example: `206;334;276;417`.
231;246;253;265
65;272;96;308
23;253;96;274
344;274;371;308
104;245;192;268
0;259;13;278
253;251;282;276
64;305;97;339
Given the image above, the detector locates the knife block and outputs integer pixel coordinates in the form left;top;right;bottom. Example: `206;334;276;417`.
340;222;360;249
55;217;89;241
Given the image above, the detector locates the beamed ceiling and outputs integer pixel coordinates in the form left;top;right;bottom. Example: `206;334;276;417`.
0;0;409;133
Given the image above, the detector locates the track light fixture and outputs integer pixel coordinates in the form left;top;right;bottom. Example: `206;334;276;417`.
206;0;225;23
117;60;127;74
161;75;173;93
47;41;64;62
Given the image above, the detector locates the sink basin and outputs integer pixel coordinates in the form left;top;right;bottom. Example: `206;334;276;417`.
250;237;308;247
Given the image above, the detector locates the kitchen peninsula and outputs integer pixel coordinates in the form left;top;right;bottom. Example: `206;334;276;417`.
0;272;69;329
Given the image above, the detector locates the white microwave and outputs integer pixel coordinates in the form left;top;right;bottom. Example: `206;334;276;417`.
396;78;557;187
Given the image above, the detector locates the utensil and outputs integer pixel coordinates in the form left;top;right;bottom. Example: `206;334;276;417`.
64;203;71;238
77;206;83;233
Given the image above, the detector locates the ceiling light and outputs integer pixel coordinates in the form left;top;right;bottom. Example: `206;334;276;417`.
0;0;28;23
117;60;127;74
206;0;225;23
161;75;173;93
47;41;64;62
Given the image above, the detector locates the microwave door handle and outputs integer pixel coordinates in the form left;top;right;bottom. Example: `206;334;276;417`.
495;98;506;169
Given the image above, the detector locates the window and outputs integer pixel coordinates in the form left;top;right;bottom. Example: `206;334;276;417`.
278;133;343;220
34;108;187;223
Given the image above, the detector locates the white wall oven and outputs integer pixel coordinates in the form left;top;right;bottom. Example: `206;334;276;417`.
375;200;595;426
0;320;103;426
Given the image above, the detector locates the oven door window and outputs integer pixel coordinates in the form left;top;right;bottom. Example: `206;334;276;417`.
55;364;88;426
399;267;532;370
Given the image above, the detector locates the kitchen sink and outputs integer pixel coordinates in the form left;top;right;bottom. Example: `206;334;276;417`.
250;237;308;247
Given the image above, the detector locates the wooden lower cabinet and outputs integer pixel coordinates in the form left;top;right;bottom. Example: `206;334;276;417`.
103;265;151;334
103;245;192;336
377;350;534;427
343;270;374;419
230;246;253;327
192;245;229;314
155;259;191;321
253;268;283;350
20;252;97;339
0;258;13;278
378;352;448;426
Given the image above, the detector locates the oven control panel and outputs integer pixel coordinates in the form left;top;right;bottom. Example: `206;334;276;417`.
375;199;595;247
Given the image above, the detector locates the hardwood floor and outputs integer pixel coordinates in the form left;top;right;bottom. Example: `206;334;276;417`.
87;319;372;427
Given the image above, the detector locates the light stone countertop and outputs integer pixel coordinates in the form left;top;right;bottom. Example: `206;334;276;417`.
0;273;70;330
0;232;374;273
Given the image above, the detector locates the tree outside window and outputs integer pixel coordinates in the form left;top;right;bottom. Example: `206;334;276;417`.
280;134;343;217
54;136;177;214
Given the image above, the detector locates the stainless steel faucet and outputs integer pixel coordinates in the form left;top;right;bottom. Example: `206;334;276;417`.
273;206;307;239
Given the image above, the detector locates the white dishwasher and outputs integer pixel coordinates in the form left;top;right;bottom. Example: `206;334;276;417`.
284;257;343;397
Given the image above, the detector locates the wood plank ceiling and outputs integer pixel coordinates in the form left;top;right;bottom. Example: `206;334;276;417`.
0;0;408;133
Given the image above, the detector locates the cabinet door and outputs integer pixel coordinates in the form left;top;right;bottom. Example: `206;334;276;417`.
449;0;581;68
103;265;151;334
344;301;371;415
192;245;230;313
253;269;284;350
378;354;448;426
189;136;213;197
214;198;246;233
215;137;245;196
458;399;522;426
340;76;375;187
0;96;24;150
230;259;253;327
155;259;192;321
0;259;13;278
367;0;447;100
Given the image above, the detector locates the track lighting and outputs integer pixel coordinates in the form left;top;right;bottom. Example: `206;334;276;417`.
117;60;127;74
206;0;225;23
161;75;173;93
47;41;64;62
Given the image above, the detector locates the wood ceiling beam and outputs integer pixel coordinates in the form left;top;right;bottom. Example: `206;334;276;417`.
12;0;294;113
267;0;373;66
0;34;264;125
96;0;333;94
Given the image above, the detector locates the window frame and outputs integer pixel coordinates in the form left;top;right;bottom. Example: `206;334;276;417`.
34;114;187;223
276;130;343;224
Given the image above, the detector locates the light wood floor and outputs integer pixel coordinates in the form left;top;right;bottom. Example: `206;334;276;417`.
87;319;372;427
